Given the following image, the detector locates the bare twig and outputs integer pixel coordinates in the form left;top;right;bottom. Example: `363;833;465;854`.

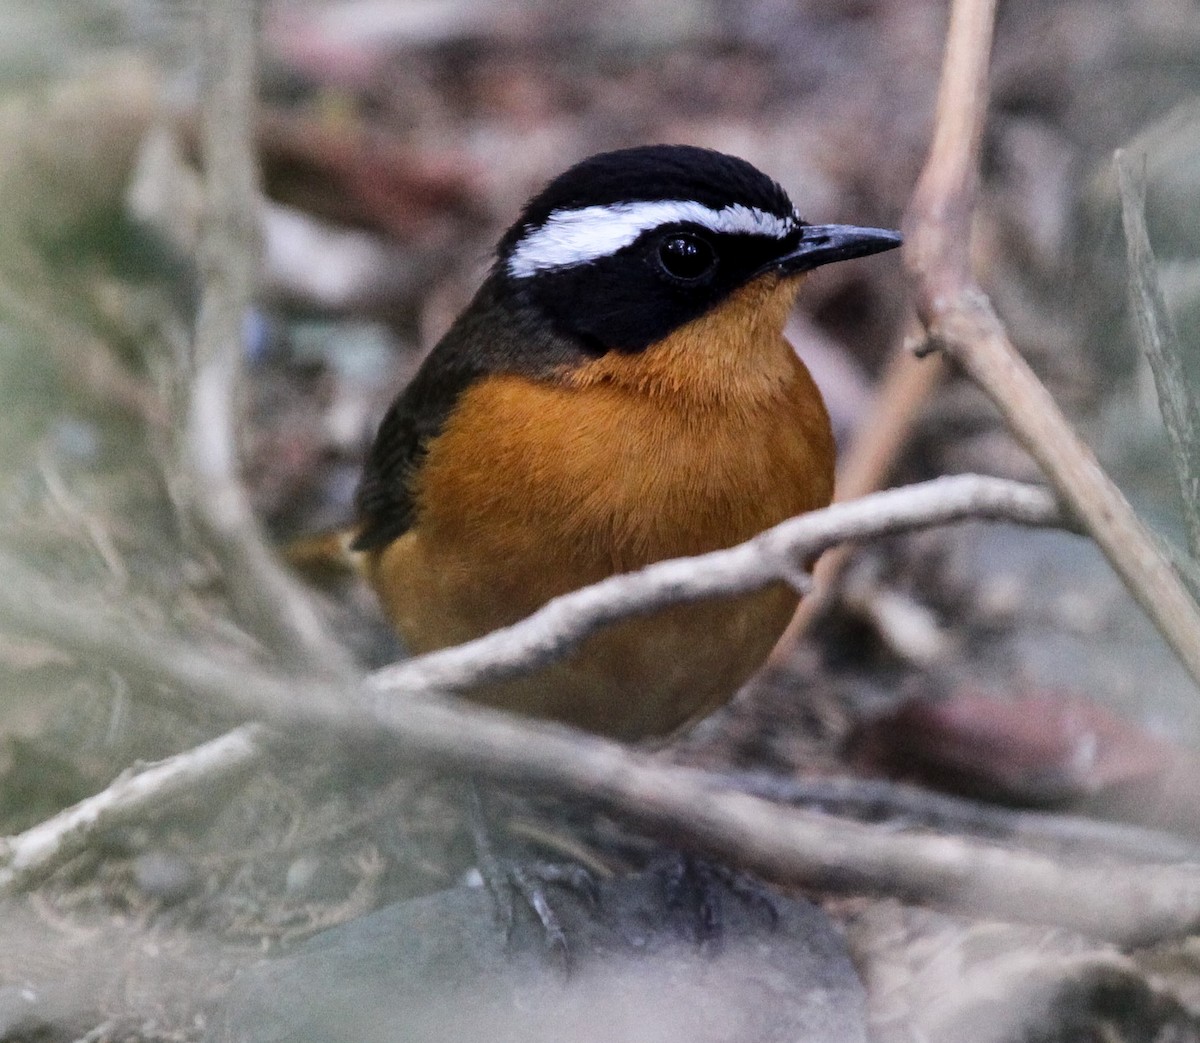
0;725;266;893
903;0;1200;690
369;476;1067;695
1115;148;1200;559
177;0;350;674
905;0;995;296
37;451;131;588
720;773;1200;865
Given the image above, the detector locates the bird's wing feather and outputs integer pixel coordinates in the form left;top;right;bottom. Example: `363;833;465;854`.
353;277;588;550
352;338;486;551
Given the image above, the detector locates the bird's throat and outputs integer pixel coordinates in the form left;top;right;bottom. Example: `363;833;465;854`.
561;273;805;406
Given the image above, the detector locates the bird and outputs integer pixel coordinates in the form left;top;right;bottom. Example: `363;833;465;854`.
352;144;901;741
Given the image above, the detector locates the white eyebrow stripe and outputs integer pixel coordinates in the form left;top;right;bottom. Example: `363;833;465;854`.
506;199;799;278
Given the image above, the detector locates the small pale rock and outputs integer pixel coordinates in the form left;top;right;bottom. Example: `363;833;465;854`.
133;851;197;903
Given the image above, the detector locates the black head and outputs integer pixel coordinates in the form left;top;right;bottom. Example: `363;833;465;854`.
495;144;901;354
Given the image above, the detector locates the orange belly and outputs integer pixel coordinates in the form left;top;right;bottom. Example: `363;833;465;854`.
365;350;833;737
374;543;801;738
365;273;835;739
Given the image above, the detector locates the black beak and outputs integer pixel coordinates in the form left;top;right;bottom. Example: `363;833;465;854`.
776;224;902;274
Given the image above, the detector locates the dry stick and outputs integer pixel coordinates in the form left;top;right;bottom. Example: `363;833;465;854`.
721;773;1200;864
769;327;948;664
181;0;351;674
0;725;266;893
3;495;1200;942
903;0;1200;689
1115;149;1200;559
368;476;1065;694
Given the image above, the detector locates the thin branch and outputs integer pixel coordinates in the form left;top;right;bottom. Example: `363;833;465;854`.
1115;148;1200;559
0;725;267;893
904;0;997;296
720;773;1200;865
902;0;1200;691
369;476;1067;695
177;0;351;674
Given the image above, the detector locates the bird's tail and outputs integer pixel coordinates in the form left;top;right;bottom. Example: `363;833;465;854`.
282;528;365;580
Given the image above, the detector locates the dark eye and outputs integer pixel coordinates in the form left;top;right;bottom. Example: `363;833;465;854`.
656;234;716;281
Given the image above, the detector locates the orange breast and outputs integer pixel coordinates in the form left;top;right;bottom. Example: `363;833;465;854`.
365;274;835;738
